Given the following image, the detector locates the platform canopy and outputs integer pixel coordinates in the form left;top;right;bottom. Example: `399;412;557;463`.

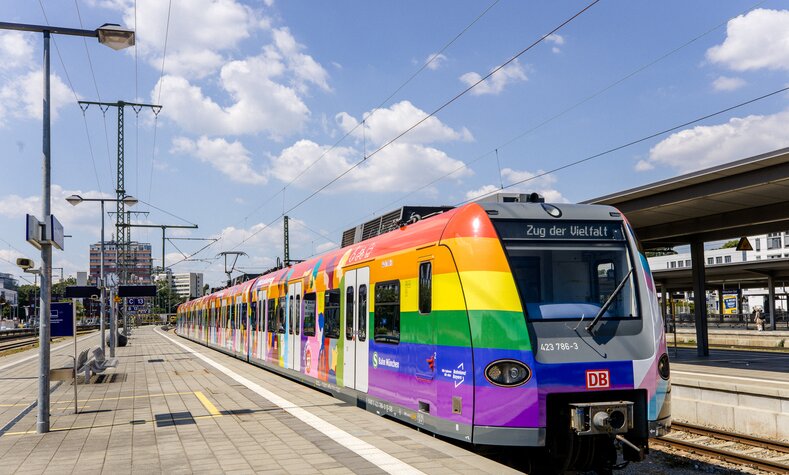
585;147;789;355
651;257;789;290
585;147;789;249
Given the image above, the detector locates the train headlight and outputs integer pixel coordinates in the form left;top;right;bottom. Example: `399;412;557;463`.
485;360;531;387
658;353;670;380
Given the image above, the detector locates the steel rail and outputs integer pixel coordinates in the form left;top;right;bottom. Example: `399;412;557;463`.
655;423;789;474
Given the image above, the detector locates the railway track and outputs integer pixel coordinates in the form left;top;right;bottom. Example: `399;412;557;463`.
0;330;97;353
655;422;789;473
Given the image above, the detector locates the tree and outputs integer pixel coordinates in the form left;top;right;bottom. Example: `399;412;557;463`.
645;248;677;257
153;280;186;314
720;239;739;249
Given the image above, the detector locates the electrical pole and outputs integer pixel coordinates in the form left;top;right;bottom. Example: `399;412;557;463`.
218;251;247;287
78;100;161;285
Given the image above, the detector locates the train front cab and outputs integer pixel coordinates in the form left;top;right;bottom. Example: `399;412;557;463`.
440;202;671;472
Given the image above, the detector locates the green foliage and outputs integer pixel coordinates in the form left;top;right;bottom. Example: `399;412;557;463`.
645;248;677;257
720;239;739;249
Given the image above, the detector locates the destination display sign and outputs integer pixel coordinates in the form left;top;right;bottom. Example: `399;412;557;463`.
494;220;625;241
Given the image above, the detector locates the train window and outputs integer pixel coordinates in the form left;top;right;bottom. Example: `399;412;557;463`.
288;296;294;335
324;290;341;339
345;287;355;340
241;303;247;329
358;284;367;342
295;295;301;336
418;261;432;314
303;293;316;336
267;298;275;332
374;281;400;344
595;261;617;305
504;241;638;321
278;297;286;333
250;302;257;331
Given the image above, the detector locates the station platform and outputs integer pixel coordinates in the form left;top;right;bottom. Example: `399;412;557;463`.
670;347;789;441
0;326;516;475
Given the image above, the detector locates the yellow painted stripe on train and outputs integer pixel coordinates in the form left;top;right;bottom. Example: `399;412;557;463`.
458;270;522;312
439;237;511;272
194;391;221;417
400;273;465;313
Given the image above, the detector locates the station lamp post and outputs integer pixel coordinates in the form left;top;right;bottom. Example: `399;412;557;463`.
0;21;135;434
66;195;137;357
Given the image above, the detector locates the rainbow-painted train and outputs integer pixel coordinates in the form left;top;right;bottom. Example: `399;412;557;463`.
177;194;671;472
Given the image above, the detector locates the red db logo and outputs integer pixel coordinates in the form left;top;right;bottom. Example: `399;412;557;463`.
586;370;610;389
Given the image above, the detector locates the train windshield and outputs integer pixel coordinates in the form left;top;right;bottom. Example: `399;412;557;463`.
495;220;639;321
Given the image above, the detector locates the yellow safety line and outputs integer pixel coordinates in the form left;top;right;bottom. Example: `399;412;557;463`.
194;391;221;416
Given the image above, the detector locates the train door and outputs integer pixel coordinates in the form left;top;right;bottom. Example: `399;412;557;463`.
255;290;266;361
343;267;370;392
287;281;302;371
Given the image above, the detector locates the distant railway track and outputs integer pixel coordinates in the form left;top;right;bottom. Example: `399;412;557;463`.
0;329;98;353
655;422;789;473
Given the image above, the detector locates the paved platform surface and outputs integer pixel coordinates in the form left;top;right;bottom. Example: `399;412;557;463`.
0;326;516;475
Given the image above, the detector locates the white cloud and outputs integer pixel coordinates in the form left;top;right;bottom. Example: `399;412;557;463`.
712;76;746;92
545;33;564;54
546;33;565;46
425;53;447;70
460;59;527;95
110;0;262;78
268;139;471;192
707;9;789;72
465;168;565;202
0;69;74;126
0;185;111;235
154;68;309;138
641;110;789;172
335;100;473;146
271;28;330;92
0;32;34;70
634;160;654;172
171;136;267;185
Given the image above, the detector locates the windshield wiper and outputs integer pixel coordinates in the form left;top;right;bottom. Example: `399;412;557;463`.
585;268;633;335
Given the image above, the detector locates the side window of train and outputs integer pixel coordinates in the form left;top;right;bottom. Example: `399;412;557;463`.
250;302;257;331
358;284;367;342
295;295;301;336
278;297;286;333
418;261;432;314
374;281;400;344
324;289;341;339
267;298;275;332
303;293;316;336
241;303;248;328
288;295;294;335
345;287;355;340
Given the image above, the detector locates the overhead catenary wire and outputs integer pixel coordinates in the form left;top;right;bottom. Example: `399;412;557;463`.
207;0;600;261
328;0;770;235
147;0;174;205
233;0;503;228
269;0;601;237
460;84;789;205
37;0;108;193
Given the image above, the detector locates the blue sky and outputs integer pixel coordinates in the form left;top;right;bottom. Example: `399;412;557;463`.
1;0;789;287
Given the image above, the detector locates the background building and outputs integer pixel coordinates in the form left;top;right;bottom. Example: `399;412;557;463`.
155;271;204;299
89;241;153;284
647;232;789;314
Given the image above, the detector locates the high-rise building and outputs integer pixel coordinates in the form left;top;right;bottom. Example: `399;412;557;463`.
155;271;204;299
89;241;153;284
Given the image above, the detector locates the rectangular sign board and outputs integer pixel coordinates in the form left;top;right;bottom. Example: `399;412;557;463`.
118;285;157;297
48;215;65;250
126;297;146;306
64;286;100;299
494;220;626;241
26;214;43;250
51;302;74;337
